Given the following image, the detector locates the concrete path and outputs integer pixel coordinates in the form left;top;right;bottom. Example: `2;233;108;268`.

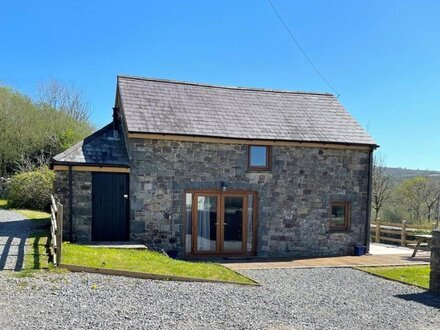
222;243;430;271
0;209;41;271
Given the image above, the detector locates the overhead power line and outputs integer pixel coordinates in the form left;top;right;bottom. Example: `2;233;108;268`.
267;0;340;97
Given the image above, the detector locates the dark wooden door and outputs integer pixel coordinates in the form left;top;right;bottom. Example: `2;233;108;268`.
92;172;129;241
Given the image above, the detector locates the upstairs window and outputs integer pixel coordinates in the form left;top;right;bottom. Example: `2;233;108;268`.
330;202;350;231
248;145;271;171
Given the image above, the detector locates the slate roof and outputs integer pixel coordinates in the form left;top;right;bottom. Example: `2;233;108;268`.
117;75;376;146
52;123;130;166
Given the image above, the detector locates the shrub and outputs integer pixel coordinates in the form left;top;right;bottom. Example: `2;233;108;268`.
7;167;55;211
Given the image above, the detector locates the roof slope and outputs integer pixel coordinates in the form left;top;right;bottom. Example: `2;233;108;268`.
52;123;129;166
118;76;376;146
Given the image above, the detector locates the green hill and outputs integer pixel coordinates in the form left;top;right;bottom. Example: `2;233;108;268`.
384;167;440;184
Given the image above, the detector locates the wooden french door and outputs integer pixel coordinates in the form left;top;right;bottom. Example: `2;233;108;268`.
193;193;220;254
191;191;255;256
221;193;247;253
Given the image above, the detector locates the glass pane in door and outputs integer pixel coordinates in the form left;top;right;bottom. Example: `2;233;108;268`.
196;196;217;252
185;193;192;253
223;196;244;252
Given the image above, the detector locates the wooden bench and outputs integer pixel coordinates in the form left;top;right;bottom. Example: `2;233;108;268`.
407;243;429;248
411;234;432;257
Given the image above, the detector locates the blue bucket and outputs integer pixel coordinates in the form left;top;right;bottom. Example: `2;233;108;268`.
354;245;366;256
166;250;179;259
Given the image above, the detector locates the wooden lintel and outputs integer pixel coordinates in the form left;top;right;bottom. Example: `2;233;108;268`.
128;133;373;151
53;165;130;173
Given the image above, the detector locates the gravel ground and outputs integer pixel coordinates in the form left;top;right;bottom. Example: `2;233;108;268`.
0;268;439;330
0;209;44;271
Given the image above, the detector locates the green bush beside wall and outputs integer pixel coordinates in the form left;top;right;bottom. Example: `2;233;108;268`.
7;167;55;211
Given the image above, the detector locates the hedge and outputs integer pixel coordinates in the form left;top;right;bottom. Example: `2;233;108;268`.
7;167;55;211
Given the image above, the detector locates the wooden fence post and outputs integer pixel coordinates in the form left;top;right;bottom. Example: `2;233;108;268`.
56;202;63;266
50;194;64;267
375;218;381;243
401;220;407;246
50;195;57;266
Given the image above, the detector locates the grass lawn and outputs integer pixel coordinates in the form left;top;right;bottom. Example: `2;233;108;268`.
15;209;51;221
1;198;253;284
62;244;256;285
359;265;430;289
0;198;50;221
0;199;7;208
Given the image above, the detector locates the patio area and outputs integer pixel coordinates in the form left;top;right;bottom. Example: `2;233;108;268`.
222;243;430;271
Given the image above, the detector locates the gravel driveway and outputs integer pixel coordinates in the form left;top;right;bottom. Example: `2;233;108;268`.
0;268;439;329
0;209;44;271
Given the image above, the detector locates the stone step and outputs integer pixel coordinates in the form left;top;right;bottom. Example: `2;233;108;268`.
86;242;147;249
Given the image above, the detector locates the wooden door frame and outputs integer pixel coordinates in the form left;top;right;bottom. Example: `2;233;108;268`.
184;189;258;257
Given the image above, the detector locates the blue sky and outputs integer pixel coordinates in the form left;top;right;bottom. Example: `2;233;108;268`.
1;1;439;170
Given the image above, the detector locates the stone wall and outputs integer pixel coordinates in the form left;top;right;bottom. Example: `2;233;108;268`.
54;170;92;243
430;229;440;293
128;138;371;257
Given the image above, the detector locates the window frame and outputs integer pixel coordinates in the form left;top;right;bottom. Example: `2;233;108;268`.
247;145;271;171
329;201;351;231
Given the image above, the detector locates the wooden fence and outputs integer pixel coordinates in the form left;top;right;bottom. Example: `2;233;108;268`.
371;219;435;247
50;195;63;266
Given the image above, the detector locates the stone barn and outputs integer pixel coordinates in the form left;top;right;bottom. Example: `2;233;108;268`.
52;75;377;258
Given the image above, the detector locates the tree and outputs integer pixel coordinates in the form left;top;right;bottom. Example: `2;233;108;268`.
0;87;40;175
36;79;90;122
395;177;429;223
423;179;440;221
372;153;392;221
0;85;93;176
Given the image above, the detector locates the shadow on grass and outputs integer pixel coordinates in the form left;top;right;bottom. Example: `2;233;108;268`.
13;229;53;278
28;226;52;270
32;235;41;270
395;292;440;308
0;200;53;274
0;219;51;272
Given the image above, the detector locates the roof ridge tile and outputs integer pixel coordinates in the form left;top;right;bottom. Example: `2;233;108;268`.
117;75;334;97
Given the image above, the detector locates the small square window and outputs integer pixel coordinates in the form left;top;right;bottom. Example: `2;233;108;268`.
248;146;271;170
330;202;350;231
